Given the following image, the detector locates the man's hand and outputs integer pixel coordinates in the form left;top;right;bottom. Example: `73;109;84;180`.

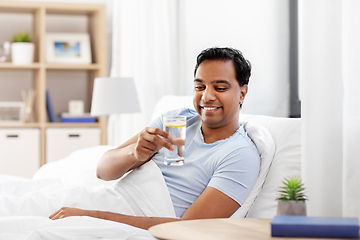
97;127;175;181
49;207;179;229
133;127;174;162
49;187;239;229
49;207;87;220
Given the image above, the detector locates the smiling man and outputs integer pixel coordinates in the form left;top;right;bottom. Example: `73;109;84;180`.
193;56;248;143
50;47;260;230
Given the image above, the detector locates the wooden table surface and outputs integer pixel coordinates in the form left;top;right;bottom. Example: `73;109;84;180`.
148;218;355;240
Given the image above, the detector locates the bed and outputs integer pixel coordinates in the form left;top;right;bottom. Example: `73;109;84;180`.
0;95;301;239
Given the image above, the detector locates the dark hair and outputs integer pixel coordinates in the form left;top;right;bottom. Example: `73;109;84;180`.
194;47;252;86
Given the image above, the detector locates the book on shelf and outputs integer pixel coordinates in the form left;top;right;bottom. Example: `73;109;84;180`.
60;113;96;123
271;215;360;238
46;90;56;122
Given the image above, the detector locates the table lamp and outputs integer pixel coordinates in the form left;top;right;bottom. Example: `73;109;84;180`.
91;77;141;116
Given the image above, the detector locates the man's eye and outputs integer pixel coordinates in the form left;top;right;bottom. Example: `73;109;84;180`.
216;88;227;91
195;86;205;91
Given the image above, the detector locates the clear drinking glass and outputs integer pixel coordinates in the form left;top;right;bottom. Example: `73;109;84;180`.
163;115;186;166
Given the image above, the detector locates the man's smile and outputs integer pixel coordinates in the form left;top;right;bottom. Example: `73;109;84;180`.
200;105;222;113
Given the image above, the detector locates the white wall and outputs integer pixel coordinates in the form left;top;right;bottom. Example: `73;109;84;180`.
299;0;343;217
299;0;360;218
178;0;290;117
2;0;291;117
343;0;360;218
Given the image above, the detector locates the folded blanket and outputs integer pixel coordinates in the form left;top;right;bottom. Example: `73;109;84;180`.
0;160;175;240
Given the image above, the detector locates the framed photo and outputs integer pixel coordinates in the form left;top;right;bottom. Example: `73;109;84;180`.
46;33;92;64
0;102;25;124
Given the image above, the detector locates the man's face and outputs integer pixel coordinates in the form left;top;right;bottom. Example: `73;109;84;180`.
193;59;247;130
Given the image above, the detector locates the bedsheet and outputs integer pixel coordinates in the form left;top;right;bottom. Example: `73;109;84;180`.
0;160;176;240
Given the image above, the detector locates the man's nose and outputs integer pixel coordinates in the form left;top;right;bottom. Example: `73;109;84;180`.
201;88;216;102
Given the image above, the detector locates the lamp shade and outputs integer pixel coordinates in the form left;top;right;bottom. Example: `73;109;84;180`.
91;77;141;116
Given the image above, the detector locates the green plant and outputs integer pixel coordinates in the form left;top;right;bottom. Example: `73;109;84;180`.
278;176;307;201
11;32;32;43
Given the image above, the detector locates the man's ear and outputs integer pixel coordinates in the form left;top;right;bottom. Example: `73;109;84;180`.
240;85;248;104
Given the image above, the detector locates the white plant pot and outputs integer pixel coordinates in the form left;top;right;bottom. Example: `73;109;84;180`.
277;200;307;216
11;42;34;65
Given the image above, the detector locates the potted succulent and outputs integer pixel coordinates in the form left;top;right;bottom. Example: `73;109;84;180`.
277;176;307;216
11;31;34;65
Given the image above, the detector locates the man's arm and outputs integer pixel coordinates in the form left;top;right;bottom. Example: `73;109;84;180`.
96;127;174;180
50;186;239;229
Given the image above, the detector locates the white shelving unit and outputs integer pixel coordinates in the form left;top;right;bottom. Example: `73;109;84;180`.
0;1;108;177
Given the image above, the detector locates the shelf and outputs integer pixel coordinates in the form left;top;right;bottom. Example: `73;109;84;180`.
46;3;104;15
46;63;100;70
0;3;39;13
0;63;100;70
0;1;108;168
0;123;101;128
0;123;41;128
0;62;41;69
46;122;100;128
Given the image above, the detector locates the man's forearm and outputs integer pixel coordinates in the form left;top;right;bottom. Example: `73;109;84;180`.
87;210;180;229
96;145;139;180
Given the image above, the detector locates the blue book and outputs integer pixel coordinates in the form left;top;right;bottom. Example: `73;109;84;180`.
46;90;56;122
60;117;96;123
271;215;359;238
60;113;96;123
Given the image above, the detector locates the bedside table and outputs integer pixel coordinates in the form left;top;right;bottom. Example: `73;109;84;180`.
149;218;356;240
149;218;271;240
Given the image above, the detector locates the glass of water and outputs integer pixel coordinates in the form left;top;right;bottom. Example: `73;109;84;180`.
163;115;186;166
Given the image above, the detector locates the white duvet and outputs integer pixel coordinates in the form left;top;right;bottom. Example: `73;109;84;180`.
0;121;277;239
0;159;176;240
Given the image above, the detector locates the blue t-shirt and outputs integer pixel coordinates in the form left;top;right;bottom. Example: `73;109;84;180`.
148;108;260;217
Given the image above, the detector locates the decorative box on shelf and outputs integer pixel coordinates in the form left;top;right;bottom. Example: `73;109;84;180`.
0;102;25;124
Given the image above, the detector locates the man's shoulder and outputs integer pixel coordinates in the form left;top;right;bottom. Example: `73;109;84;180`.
215;125;260;159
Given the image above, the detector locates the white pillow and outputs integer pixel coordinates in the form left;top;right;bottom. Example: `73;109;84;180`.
239;114;301;218
33;145;117;187
231;121;276;218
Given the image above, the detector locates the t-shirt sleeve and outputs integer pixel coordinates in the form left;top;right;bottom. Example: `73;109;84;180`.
147;113;163;129
207;146;260;206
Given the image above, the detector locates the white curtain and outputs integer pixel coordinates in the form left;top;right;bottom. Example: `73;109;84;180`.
108;0;179;145
300;0;360;218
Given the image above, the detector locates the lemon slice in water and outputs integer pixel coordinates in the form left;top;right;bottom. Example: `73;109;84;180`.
164;121;186;127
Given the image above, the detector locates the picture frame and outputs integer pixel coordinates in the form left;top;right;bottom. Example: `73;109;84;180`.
0;102;25;124
46;33;92;64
